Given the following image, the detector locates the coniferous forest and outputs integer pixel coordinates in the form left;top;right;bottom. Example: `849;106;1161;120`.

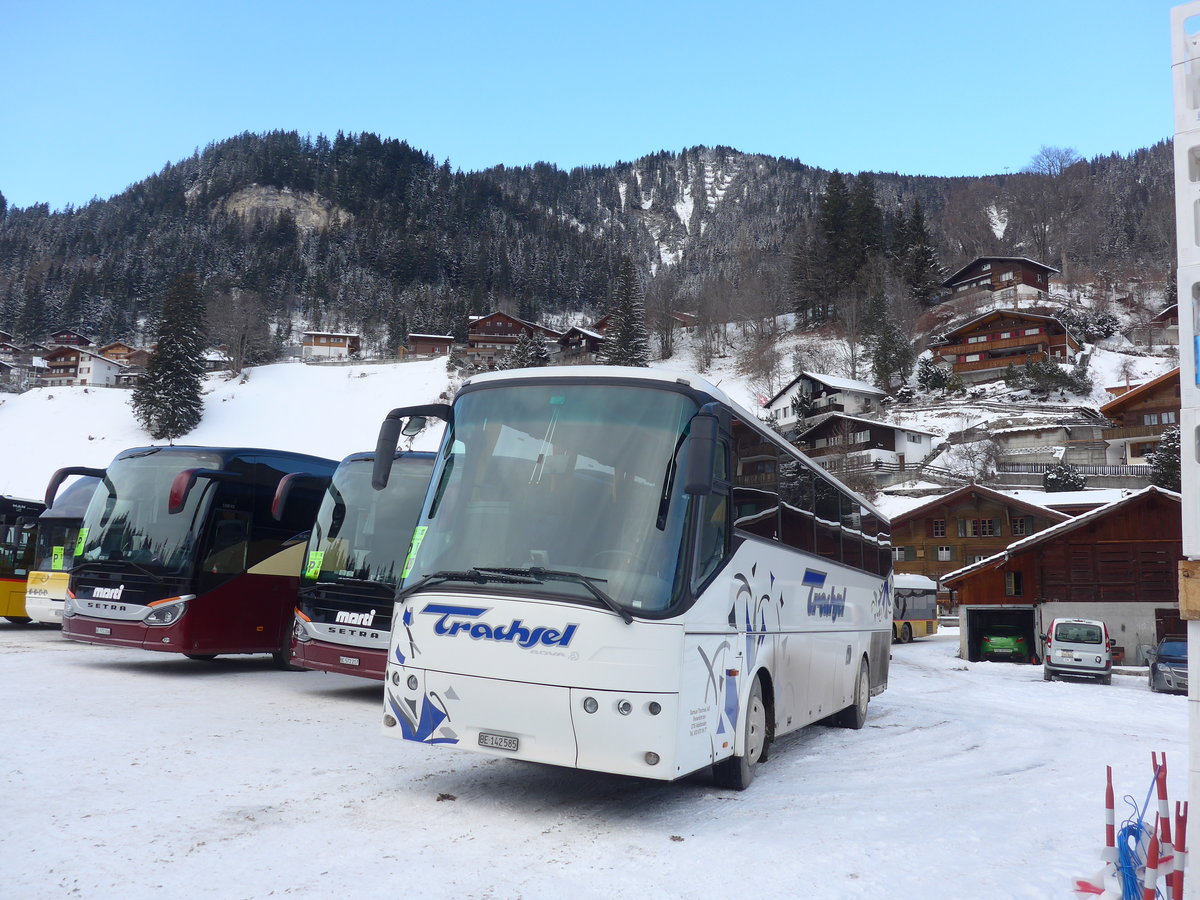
0;130;1176;354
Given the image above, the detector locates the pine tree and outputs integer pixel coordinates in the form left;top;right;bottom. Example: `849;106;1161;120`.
1148;426;1181;492
498;329;543;370
600;257;650;367
901;200;945;306
132;272;207;440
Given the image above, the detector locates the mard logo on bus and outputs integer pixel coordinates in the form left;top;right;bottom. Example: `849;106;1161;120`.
420;603;577;649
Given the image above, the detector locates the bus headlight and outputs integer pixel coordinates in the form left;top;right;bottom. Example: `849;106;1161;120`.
582;697;598;714
293;618;311;642
617;699;633;716
644;752;660;766
144;598;189;626
63;596;77;617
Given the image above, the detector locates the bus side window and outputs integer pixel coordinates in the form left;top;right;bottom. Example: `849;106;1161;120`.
204;512;251;574
693;438;730;588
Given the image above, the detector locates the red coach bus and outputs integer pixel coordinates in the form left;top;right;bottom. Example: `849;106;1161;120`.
50;445;336;664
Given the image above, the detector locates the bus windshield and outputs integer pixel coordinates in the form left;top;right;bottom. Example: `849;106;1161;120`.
79;449;223;576
306;456;434;589
401;382;698;614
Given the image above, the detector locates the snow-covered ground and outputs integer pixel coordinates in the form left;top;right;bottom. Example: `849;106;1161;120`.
1;622;1186;899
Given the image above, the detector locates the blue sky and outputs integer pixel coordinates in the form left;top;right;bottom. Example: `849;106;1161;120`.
1;0;1183;212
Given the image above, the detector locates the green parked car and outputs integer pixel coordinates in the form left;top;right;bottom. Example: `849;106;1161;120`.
980;625;1029;663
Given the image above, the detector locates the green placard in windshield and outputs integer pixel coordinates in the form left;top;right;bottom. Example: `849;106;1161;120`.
303;550;324;580
51;546;65;571
401;526;427;579
73;528;88;557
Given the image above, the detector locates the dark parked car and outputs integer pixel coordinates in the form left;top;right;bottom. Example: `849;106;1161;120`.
980;625;1029;663
1149;636;1188;695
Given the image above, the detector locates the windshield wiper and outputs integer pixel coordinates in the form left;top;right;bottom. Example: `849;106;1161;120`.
475;566;633;624
399;566;633;624
76;559;166;584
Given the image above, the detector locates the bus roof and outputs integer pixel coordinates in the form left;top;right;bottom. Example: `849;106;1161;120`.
38;475;101;520
112;445;337;467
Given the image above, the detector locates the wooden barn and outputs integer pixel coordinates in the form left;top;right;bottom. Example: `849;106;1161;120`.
942;486;1182;665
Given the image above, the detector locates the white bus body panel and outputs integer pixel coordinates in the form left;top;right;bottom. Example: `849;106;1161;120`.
384;535;891;781
24;571;70;624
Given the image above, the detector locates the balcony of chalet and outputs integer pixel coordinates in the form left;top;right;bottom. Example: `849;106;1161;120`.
952;350;1048;374
1102;423;1169;441
939;334;1048;357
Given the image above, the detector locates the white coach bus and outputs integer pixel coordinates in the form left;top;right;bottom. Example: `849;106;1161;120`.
373;366;892;789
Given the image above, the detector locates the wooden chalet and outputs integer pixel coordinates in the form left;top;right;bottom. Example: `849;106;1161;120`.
407;333;455;357
890;484;1070;599
928;309;1080;381
942;486;1182;664
764;372;887;432
40;346;126;387
300;331;361;359
466;312;561;368
556;326;605;364
942;256;1058;305
97;341;140;363
794;413;937;475
46;328;95;348
1099;367;1180;465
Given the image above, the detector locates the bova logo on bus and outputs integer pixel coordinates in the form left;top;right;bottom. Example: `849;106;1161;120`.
420;603;578;649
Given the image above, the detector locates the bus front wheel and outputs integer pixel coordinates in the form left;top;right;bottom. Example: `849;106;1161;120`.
713;676;767;790
835;659;869;730
901;623;913;643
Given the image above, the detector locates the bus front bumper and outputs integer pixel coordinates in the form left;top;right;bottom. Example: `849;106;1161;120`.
383;667;683;780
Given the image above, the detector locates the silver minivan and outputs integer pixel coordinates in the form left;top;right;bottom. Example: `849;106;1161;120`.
1042;618;1113;684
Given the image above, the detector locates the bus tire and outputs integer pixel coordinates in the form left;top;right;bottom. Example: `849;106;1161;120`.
713;676;767;790
835;658;869;730
271;646;305;672
3;616;32;625
901;623;913;643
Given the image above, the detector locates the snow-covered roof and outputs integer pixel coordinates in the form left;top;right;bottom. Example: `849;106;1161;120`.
941;485;1181;585
894;573;938;591
765;371;885;406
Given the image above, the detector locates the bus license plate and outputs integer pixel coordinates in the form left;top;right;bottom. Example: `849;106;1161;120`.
95;626;111;635
338;656;360;666
478;732;519;752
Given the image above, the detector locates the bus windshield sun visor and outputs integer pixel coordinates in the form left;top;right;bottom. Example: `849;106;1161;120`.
371;403;452;490
168;468;241;515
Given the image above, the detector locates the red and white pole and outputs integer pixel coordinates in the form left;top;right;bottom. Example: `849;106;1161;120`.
1175;800;1189;900
1104;765;1118;864
1157;753;1178;890
1145;823;1162;900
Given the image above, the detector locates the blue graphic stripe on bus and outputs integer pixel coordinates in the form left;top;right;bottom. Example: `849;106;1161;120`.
421;603;578;649
802;569;827;588
388;688;458;745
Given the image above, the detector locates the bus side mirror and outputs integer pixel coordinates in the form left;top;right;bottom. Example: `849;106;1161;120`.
44;466;107;509
271;472;333;521
683;413;719;496
373;403;452;490
168;468;239;514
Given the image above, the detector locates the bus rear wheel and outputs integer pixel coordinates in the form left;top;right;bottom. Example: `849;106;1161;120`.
901;623;913;643
835;659;869;730
713;676;767;790
4;616;32;625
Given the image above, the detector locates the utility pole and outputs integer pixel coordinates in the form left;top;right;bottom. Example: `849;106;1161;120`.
1170;7;1200;897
